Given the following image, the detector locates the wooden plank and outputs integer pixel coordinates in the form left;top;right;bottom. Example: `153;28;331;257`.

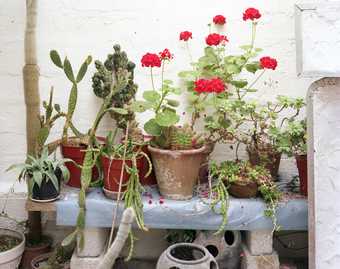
25;199;56;212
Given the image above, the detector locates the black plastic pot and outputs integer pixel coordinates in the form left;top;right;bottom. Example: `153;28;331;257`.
31;170;61;201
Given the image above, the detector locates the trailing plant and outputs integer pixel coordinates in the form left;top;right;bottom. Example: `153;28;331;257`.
166;230;196;244
6;147;70;195
92;44;138;129
49;50;92;143
101;131;152;260
210;160;282;232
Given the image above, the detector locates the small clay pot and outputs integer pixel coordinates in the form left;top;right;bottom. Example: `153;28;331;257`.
31;252;70;269
247;145;282;178
295;154;307;196
148;145;207;200
228;181;258;198
20;237;51;269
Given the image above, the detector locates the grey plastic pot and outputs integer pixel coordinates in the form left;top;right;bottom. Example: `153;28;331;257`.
0;228;25;269
157;243;218;269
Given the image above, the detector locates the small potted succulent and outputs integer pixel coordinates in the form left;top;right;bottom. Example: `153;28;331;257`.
7;147;70;202
0;228;25;268
281;119;307;195
131;49;206;200
210;160;282;231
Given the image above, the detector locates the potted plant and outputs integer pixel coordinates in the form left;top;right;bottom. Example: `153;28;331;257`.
130;49;206;200
177;9;305;178
210;160;282;232
7;147;70;202
0;228;25;268
281;119;307;195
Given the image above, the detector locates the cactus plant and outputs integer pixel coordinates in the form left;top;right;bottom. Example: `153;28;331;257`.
49;50;92;143
170;124;204;150
92;44;138;129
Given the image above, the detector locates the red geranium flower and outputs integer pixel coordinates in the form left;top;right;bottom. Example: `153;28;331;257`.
159;48;173;61
243;8;261;21
194;78;226;94
205;33;228;46
141;53;161;68
179;31;193;41
213;15;226;25
260;56;278;70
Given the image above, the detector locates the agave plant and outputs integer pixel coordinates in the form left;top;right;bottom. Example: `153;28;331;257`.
7;147;71;194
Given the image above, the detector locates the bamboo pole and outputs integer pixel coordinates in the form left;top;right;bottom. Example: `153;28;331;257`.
23;0;42;243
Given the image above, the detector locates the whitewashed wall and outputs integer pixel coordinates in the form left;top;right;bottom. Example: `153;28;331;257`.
0;0;322;193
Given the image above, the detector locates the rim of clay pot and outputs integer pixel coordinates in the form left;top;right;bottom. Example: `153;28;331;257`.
148;145;207;155
0;228;25;264
166;243;210;265
61;136;106;148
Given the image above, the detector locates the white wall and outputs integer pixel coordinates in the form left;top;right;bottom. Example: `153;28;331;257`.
0;0;319;193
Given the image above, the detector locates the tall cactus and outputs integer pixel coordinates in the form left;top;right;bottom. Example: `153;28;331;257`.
49;50;92;142
92;44;138;129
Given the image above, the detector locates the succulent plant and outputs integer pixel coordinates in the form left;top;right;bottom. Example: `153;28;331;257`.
92;44;138;129
170;124;204;150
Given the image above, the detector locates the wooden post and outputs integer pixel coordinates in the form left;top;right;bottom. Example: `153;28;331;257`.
23;0;42;243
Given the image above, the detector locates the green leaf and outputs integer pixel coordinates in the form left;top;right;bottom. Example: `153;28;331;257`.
130;101;149;112
144;119;162;136
230;80;248;88
76;61;88;83
166;99;180;107
61;230;77;247
225;64;241;74
64;57;75;83
143;90;161;102
54;104;61;113
33;171;43;188
50;50;63;68
59;165;70;182
155;110;179;127
245;62;261;74
37;127;49;148
108;107;128;115
240;45;252;51
68;85;77;116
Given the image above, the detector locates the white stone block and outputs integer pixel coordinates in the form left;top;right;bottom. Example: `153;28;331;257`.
77;227;109;258
295;3;340;77
241;244;279;269
71;250;104;269
245;230;273;255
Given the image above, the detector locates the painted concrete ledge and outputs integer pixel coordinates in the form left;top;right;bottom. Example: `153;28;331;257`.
56;186;307;231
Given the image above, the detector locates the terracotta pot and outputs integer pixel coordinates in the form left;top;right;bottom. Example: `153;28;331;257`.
247;145;282;178
148;145;207;200
0;228;25;269
295;154;307;196
31;253;70;269
228;181;258;198
157;243;218;269
20;237;51;269
61;138;104;188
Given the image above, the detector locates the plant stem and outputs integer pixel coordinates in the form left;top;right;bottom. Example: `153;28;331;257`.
150;68;156;91
247;69;266;90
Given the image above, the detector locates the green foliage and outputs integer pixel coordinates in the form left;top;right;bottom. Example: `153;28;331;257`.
7;147;71;194
170;124;204;150
280;119;307;156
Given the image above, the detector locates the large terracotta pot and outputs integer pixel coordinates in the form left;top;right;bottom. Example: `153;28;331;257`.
148;145;206;200
20;237;51;269
157;243;218;269
295;154;307;196
247;145;282;178
0;228;25;269
60;138;104;188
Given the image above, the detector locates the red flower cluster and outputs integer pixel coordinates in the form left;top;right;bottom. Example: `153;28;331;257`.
194;78;226;94
260;56;278;70
159;48;173;60
205;33;228;46
213;15;226;25
141;53;161;68
243;8;261;21
179;31;192;41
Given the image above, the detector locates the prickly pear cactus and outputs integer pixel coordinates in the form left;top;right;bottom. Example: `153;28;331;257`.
92;44;138;129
